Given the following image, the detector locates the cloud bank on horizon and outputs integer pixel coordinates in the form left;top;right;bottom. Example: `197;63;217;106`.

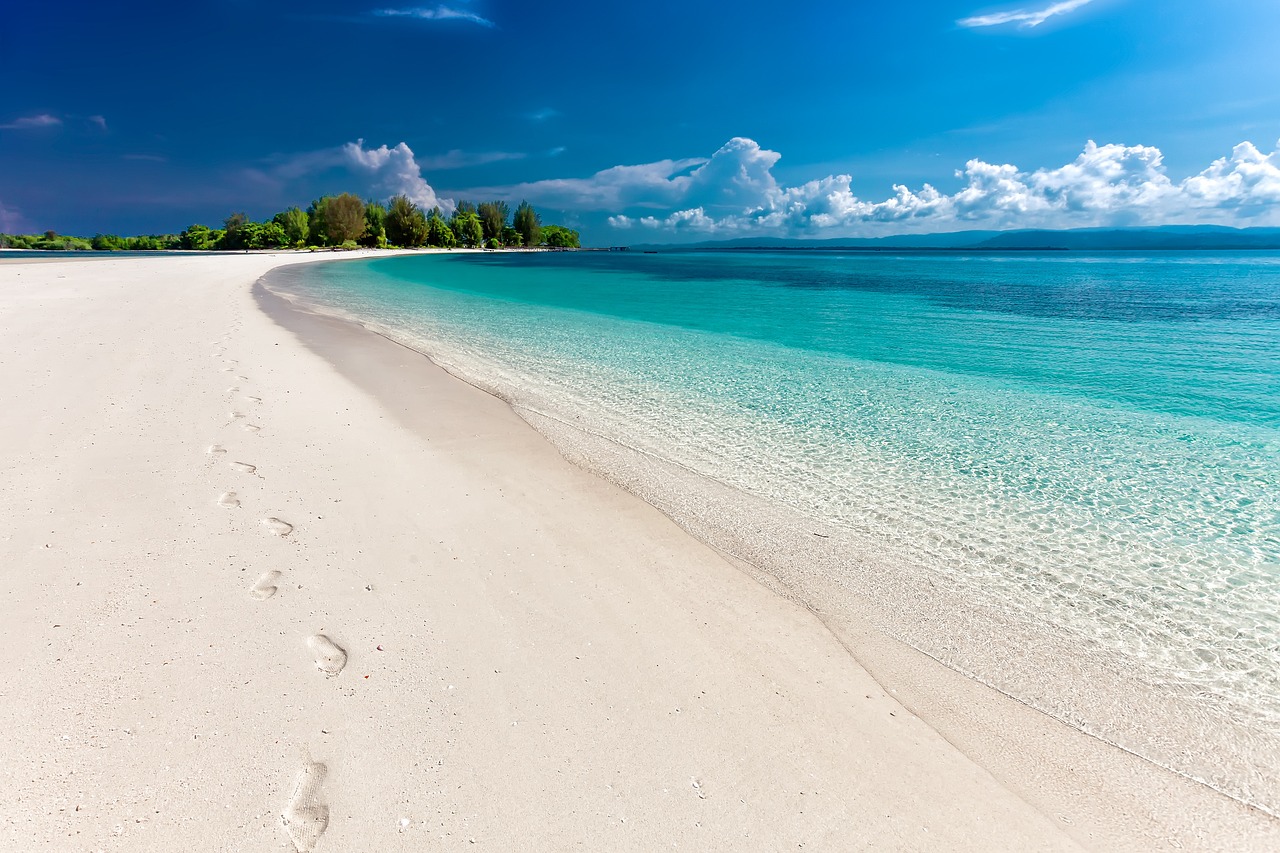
296;134;1280;236
959;0;1094;29
310;135;1280;239
599;137;1280;235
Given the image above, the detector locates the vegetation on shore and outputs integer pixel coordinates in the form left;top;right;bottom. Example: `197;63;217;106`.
0;194;581;252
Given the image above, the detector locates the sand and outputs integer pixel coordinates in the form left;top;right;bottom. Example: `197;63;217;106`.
0;252;1274;851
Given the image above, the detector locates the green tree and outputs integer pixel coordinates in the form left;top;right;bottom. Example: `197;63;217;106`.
477;200;509;244
362;201;388;248
221;211;250;249
512;200;540;247
91;234;127;251
540;224;580;248
307;197;330;245
450;211;484;248
385;194;428;247
259;221;287;249
180;224;215;250
273;207;309;247
324;193;366;245
426;209;455;247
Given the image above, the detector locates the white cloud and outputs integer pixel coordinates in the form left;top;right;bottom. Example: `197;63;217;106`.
342;140;453;212
471;156;709;210
417;149;525;170
593;137;1280;235
0;114;62;130
88;115;108;131
959;0;1093;28
246;139;454;212
374;6;494;27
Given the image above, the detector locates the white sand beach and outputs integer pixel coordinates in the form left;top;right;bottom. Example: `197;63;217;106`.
0;253;1275;851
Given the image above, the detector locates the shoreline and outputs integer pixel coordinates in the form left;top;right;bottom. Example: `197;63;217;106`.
0;252;1273;850
259;257;1280;846
264;255;1280;819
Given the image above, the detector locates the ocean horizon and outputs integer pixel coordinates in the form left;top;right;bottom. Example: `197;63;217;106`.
269;248;1280;813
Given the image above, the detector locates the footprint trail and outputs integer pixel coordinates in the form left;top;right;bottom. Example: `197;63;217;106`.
281;761;329;852
250;571;281;600
306;635;347;677
262;517;293;536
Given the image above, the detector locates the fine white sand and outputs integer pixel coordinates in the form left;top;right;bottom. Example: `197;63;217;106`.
0;253;1275;851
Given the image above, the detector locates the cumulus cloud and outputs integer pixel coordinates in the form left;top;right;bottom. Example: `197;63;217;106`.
599;137;1280;235
374;5;494;27
342;140;453;212
0;113;62;130
959;0;1093;28
246;139;453;212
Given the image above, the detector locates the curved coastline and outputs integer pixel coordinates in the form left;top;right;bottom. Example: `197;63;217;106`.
260;254;1280;845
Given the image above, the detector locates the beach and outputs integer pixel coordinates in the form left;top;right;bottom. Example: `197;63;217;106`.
0;253;1275;851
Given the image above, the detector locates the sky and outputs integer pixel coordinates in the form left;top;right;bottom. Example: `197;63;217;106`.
2;0;1279;243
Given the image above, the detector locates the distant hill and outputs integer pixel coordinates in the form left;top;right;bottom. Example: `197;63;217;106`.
629;225;1280;251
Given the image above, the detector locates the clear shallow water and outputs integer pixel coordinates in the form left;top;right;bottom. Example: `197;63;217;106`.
273;250;1280;808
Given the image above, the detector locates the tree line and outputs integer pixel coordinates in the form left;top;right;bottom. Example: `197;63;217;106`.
0;193;580;252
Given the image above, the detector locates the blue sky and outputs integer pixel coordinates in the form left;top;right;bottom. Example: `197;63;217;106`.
2;0;1279;242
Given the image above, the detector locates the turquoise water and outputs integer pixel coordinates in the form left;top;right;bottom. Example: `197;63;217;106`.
272;250;1280;807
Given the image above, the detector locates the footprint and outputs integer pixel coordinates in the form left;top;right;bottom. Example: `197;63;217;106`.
229;461;257;474
228;411;244;420
226;386;240;394
262;517;293;536
250;571;281;600
243;423;262;433
244;396;262;404
281;762;329;852
217;491;240;508
207;444;227;455
307;635;347;677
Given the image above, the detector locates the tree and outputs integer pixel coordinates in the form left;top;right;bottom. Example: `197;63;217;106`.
273;207;309;247
501;225;521;247
362;201;388;248
477;200;509;244
540;224;580;248
324;193;366;245
307;197;330;245
91;234;127;251
426;209;455;247
259;221;288;248
513;200;541;247
180;224;215;250
220;212;250;250
450;211;483;248
385;194;428;247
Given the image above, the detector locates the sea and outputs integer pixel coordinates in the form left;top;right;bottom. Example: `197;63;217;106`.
267;249;1280;812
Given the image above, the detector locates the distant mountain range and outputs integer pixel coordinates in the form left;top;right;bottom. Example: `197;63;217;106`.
627;225;1280;251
